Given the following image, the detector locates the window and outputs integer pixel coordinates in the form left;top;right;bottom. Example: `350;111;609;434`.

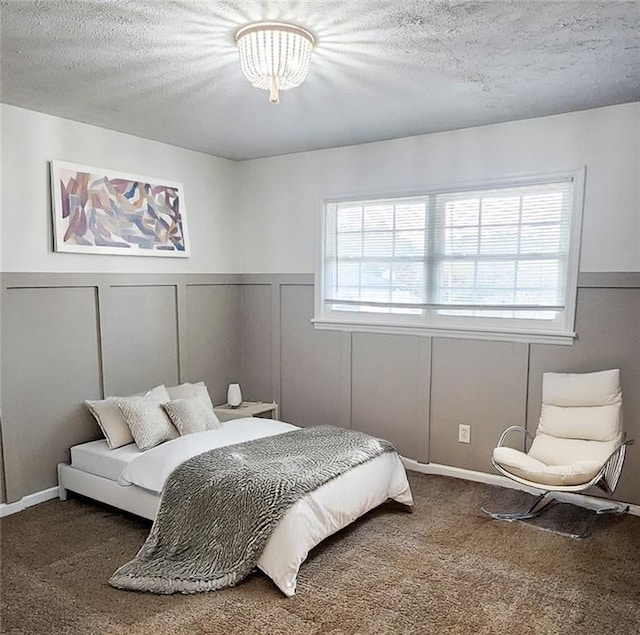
315;171;584;344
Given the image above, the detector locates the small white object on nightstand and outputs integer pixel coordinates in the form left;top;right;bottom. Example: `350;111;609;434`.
227;383;242;407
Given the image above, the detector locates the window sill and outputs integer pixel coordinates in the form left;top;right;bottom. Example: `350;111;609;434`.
311;318;576;346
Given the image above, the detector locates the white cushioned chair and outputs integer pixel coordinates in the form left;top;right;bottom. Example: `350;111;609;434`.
484;369;633;527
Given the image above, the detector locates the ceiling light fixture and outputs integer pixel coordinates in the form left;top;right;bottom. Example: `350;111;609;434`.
235;21;315;105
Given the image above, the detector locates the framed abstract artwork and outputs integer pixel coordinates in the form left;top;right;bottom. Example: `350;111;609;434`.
50;161;190;257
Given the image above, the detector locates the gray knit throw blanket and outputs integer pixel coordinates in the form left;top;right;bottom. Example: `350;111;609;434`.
109;425;395;594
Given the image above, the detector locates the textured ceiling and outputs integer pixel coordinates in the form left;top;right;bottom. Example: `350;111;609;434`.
1;1;639;160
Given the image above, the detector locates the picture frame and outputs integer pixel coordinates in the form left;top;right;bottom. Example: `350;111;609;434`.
50;160;190;257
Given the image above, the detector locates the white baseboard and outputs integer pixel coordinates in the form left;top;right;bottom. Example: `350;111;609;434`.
401;457;640;517
2;464;639;520
0;487;59;518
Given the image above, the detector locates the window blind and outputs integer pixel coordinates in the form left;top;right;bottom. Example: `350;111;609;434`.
324;179;573;319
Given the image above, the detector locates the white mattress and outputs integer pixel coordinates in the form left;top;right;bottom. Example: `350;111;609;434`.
70;440;143;482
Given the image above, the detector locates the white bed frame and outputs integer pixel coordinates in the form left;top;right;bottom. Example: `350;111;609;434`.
58;463;159;520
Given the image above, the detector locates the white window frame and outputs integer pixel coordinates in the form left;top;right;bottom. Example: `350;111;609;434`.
313;169;585;345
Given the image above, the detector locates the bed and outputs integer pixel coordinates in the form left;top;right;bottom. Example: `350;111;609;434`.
58;417;413;596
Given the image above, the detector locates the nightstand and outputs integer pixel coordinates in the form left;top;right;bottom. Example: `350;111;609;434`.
213;401;279;423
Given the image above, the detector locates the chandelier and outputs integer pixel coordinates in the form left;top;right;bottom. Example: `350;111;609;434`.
235;21;315;104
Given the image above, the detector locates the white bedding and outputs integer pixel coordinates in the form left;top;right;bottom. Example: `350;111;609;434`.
72;418;413;596
70;439;142;482
119;418;298;492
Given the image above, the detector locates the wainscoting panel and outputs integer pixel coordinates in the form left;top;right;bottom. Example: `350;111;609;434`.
0;273;244;503
239;284;273;403
185;285;241;406
101;285;180;397
2;273;639;508
280;285;350;428
2;286;102;501
351;333;430;463
0;433;5;504
430;338;529;474
529;287;640;505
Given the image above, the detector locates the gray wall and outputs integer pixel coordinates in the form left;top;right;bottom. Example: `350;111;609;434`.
1;273;639;506
0;273;243;503
0;431;6;504
238;274;640;506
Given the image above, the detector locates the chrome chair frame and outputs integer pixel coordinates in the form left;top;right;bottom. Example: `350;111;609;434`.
482;425;634;533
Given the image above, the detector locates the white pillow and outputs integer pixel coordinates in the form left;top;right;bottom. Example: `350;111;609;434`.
493;446;603;487
542;369;621;407
538;402;621;442
86;385;171;449
163;398;222;436
167;381;216;412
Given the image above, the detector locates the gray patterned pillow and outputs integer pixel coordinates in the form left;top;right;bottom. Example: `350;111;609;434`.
86;384;170;449
116;396;178;451
163;398;222;436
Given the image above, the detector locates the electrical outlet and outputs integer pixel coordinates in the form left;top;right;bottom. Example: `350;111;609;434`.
458;424;471;444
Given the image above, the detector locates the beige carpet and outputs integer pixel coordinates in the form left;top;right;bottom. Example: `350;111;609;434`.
1;473;639;635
